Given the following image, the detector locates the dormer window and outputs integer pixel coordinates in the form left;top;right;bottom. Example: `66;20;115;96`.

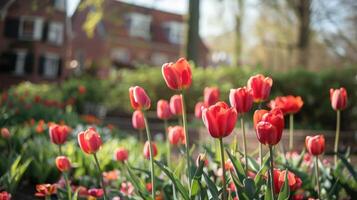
163;21;184;44
127;13;151;40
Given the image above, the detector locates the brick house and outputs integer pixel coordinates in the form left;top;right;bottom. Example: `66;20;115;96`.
0;0;69;88
71;0;209;74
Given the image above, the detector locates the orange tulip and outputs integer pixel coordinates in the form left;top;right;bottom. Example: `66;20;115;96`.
269;95;303;115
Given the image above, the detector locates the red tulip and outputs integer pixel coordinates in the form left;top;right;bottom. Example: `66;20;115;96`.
269;95;304;115
255;108;284;145
271;169;302;194
0;191;11;200
88;188;104;198
229;87;253;114
157;100;172;120
78;127;102;154
146;183;153;192
247;74;273;102
55;156;71;172
1;128;10;139
132;110;145;130
120;182;134;196
204;87;220;106
169;95;183;115
330;87;347;111
115;147;129;162
194;101;205;119
168;126;185;145
305;135;325;156
35;184;57;197
143;141;158;159
202;101;238;138
162;58;192;90
49;124;70;145
129;86;151;110
253;109;269;127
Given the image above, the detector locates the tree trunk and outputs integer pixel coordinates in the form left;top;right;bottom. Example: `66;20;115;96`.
295;0;311;68
185;0;200;65
235;0;244;66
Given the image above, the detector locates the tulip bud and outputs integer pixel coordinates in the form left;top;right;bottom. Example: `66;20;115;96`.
305;135;325;156
204;87;220;107
157;100;172;120
55;156;71;172
132;110;145;130
49;124;70;145
1;128;10;139
167;126;185;145
162;58;192;90
129;86;151;110
202;102;238;138
330;87;347;111
229;87;253;114
169;95;183;115
194;102;205;119
115;147;129;162
78;127;102;154
143;141;158;159
196;153;208;167
247;74;273;102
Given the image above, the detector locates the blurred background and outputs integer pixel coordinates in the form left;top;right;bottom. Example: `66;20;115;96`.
0;0;356;132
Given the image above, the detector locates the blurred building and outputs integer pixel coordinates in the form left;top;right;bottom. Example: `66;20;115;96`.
0;0;70;88
71;0;209;75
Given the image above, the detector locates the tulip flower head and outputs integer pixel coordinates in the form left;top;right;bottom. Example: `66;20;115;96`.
330;87;347;111
202;102;238;138
167;126;185;145
129;86;151;110
143;141;158;159
204;87;220;107
1;128;10;139
55;156;71;172
35;184;57;197
88;188;104;198
169;95;183;115
247;74;273;102
229;87;254;114
157;100;172;120
115;147;129;162
78;127;102;154
49;124;70;145
194;101;205;119
271;169;302;194
254;108;284;145
0;191;11;200
162;58;192;90
269;95;304;115
120;182;135;196
132;110;145;130
305;135;325;156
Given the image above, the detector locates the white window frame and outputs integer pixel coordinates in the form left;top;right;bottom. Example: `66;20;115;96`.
47;21;64;45
54;0;66;11
14;50;27;76
43;53;60;79
127;13;152;40
19;16;44;41
163;21;184;44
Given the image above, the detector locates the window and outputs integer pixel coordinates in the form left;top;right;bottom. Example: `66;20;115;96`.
163;22;184;44
43;54;60;78
14;50;27;76
48;22;64;45
54;0;66;11
151;53;168;66
127;13;151;40
19;16;43;40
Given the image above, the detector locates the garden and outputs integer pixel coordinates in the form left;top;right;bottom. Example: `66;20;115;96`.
0;58;356;200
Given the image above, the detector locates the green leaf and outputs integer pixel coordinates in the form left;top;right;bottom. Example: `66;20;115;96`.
125;164;151;200
154;160;190;200
254;156;270;190
264;177;273;200
203;172;219;199
225;149;245;183
190;157;205;197
277;169;290;200
337;153;357;182
243;178;256;199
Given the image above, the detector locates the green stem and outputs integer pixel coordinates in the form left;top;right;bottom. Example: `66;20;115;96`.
269;145;275;200
63;172;72;200
143;112;156;199
259;144;263;167
181;92;191;190
164;120;170;168
58;145;63;155
241;116;248;175
93;153;108;200
289;114;294;151
315;156;321;199
139;129;144;143
219;138;227;200
45;195;51;200
334;110;341;165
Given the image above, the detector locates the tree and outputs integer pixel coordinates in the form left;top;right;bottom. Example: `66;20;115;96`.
185;0;200;64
